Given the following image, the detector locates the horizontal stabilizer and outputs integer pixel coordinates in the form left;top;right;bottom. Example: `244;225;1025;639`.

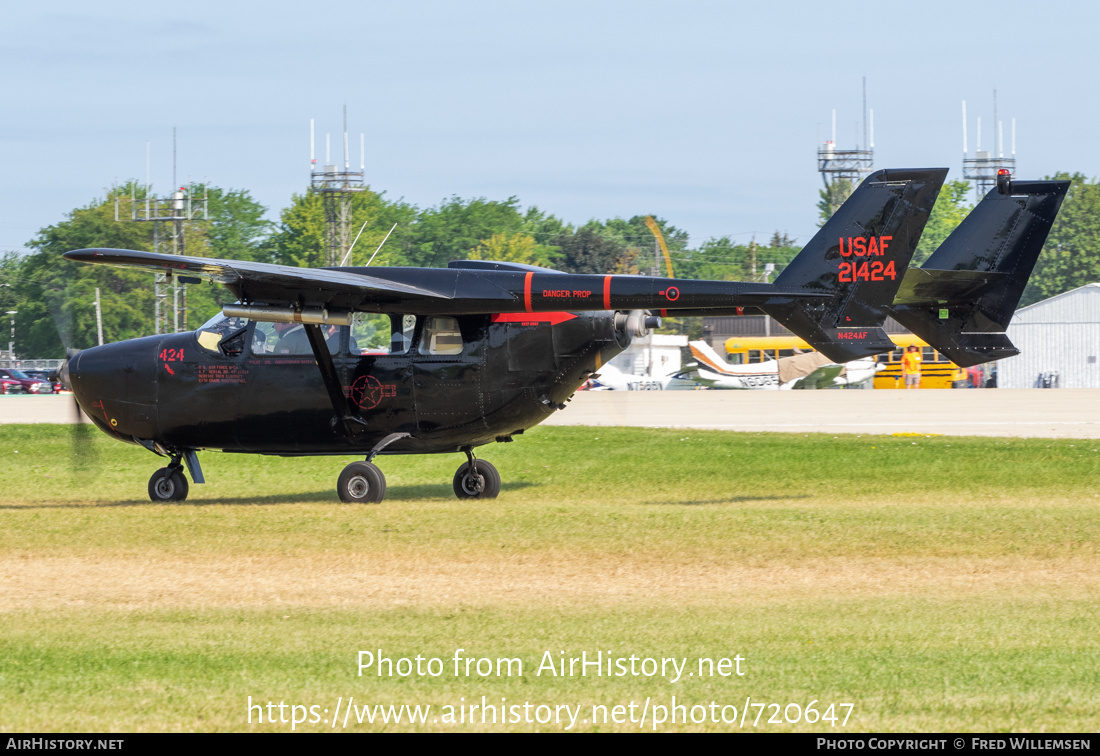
907;330;1019;367
893;268;1009;306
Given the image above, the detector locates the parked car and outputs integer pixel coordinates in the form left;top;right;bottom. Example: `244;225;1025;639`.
21;369;63;393
0;376;24;394
0;368;53;394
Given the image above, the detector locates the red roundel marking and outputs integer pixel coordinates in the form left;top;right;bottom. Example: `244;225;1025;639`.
665;286;680;301
349;375;385;410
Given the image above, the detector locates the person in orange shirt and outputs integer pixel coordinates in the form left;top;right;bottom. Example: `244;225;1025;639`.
901;345;922;389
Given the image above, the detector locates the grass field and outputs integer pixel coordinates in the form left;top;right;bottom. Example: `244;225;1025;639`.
1;424;1098;732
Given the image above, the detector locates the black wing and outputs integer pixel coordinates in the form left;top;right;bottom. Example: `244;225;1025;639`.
63;248;453;309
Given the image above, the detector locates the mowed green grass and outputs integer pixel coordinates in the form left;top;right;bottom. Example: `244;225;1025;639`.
0;424;1098;732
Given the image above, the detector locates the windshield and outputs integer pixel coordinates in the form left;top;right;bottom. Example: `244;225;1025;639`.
8;370;29;380
196;311;250;354
198;311;247;333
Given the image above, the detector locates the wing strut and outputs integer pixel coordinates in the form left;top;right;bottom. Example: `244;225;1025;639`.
304;324;369;438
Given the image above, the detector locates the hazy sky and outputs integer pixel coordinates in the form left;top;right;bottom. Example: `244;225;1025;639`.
3;1;1097;255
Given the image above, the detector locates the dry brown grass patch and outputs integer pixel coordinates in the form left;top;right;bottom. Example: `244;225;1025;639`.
3;552;1098;610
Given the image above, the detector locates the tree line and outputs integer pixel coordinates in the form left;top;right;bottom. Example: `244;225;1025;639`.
1;173;1097;357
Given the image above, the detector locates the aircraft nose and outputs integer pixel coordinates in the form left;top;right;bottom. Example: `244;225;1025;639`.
64;338;160;439
68;340;158;401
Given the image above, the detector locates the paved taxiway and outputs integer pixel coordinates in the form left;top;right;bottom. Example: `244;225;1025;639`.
3;389;1100;438
1;395;90;424
543;389;1100;438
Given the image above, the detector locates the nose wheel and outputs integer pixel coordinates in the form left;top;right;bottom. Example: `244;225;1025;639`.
337;461;387;503
148;466;189;502
453;454;500;499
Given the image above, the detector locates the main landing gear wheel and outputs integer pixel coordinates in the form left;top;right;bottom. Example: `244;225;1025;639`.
148;467;189;502
453;459;501;499
337;461;387;503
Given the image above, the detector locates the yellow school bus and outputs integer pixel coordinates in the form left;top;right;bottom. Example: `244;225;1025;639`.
723;335;967;389
869;334;967;389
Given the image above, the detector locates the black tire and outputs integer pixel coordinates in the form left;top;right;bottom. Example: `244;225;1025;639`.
148;467;189;502
452;460;501;499
337;461;386;503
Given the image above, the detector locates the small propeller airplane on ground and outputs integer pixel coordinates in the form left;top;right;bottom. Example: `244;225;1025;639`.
686;340;880;390
680;171;1069;391
60;168;1065;504
581;359;701;391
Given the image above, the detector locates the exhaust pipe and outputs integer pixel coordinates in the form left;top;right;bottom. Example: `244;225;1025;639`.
222;305;352;326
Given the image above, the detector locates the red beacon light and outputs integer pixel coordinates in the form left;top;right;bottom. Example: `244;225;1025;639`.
996;168;1012;195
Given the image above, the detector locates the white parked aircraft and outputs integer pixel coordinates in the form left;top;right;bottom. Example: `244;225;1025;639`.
688;341;879;390
585;360;701;391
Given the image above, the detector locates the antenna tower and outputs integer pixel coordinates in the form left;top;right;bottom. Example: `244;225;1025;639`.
961;91;1016;199
311;106;366;266
116;128;209;334
817;78;874;213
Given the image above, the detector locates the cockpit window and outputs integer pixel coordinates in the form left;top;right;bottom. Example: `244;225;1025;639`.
196;313;250;356
350;313;415;355
419;316;463;356
250;321;338;356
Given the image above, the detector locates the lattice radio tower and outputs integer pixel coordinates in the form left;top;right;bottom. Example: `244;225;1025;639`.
116;129;209;334
962;91;1016;199
311;107;366;266
817;77;875;210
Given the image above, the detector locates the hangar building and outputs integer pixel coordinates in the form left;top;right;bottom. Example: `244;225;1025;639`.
1000;284;1100;389
607;333;688;377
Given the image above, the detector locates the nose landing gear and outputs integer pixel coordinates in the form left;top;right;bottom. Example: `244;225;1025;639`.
148;465;189;502
145;449;203;502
